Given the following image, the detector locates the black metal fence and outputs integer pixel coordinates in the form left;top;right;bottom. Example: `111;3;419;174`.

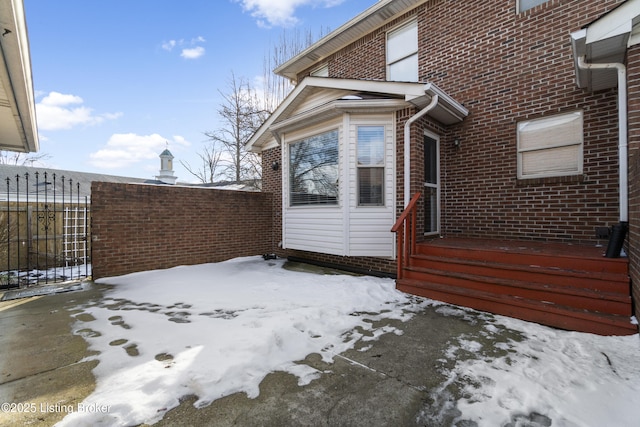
1;172;90;289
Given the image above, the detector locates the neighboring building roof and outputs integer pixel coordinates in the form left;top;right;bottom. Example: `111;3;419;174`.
275;0;428;82
0;0;38;152
0;164;149;200
571;0;640;91
247;77;468;152
191;180;261;192
0;164;261;201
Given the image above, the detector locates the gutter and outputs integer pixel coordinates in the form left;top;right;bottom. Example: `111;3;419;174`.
576;56;628;223
403;94;438;207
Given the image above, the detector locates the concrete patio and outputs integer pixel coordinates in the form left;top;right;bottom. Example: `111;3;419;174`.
0;281;516;427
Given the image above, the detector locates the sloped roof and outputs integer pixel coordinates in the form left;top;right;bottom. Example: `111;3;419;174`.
275;0;428;82
0;164;149;200
0;0;38;152
247;77;468;152
571;0;640;91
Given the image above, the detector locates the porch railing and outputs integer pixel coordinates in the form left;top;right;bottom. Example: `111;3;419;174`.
390;192;421;280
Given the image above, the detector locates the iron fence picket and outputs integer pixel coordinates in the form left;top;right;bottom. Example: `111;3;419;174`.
0;173;91;289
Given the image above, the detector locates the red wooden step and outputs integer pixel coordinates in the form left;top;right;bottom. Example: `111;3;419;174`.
409;254;630;295
397;278;637;336
416;239;628;275
395;238;635;335
403;266;632;315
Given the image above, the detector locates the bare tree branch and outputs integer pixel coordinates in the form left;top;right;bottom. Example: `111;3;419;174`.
189;27;329;186
180;144;222;184
0;151;51;166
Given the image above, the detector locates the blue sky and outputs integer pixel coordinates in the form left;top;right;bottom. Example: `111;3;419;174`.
24;0;376;182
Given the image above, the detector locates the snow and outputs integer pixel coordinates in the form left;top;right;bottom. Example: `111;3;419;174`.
58;256;640;426
426;307;640;426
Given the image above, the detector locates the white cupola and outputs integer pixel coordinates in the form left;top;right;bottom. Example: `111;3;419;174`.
156;147;177;185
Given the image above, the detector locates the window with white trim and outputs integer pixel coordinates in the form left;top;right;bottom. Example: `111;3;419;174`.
357;126;385;206
518;0;550;13
311;65;328;77
289;129;339;205
517;111;583;179
386;20;418;82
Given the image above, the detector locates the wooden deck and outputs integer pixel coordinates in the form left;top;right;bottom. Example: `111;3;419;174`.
396;238;636;336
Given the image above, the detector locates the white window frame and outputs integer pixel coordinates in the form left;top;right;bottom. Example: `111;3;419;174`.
288;129;340;206
356;125;385;206
423;131;440;236
311;64;329;77
517;111;584;180
517;0;550;13
386;20;418;82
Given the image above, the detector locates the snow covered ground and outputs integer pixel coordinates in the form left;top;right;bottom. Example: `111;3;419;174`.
58;256;640;426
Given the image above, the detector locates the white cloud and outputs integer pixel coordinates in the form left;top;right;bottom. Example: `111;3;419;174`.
235;0;345;28
172;135;190;147
161;36;206;59
36;91;122;131
89;133;187;170
181;46;205;59
161;40;177;51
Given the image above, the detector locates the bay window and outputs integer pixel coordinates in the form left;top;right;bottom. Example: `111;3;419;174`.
357;126;385;206
289;130;339;206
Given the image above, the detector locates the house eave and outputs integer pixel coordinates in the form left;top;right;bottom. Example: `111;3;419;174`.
571;0;640;91
270;98;408;136
274;0;429;82
247;78;468;153
0;0;38;153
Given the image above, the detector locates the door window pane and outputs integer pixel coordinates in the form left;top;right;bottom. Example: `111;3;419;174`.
425;187;438;233
424;135;439;234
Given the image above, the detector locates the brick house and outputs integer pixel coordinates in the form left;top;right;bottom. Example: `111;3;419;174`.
0;0;38;154
248;0;640;335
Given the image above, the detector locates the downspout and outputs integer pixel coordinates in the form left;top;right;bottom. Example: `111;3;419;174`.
403;94;438;207
577;56;628;256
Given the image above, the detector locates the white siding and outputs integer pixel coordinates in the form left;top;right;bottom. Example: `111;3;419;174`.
282;119;347;255
347;115;395;257
284;207;345;255
291;89;352;116
281;113;396;258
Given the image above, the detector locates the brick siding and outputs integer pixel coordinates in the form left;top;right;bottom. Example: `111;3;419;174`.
91;182;272;279
628;45;640;321
264;0;633;277
321;0;625;244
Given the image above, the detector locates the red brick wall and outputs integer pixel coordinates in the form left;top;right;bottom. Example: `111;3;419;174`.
266;0;627;275
91;182;272;279
323;0;624;243
628;45;640;321
261;147;284;255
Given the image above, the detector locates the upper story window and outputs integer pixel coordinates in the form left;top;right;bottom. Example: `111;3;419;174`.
518;0;550;13
386;20;418;82
311;65;328;77
289;129;339;206
357;126;385;206
517;111;583;180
